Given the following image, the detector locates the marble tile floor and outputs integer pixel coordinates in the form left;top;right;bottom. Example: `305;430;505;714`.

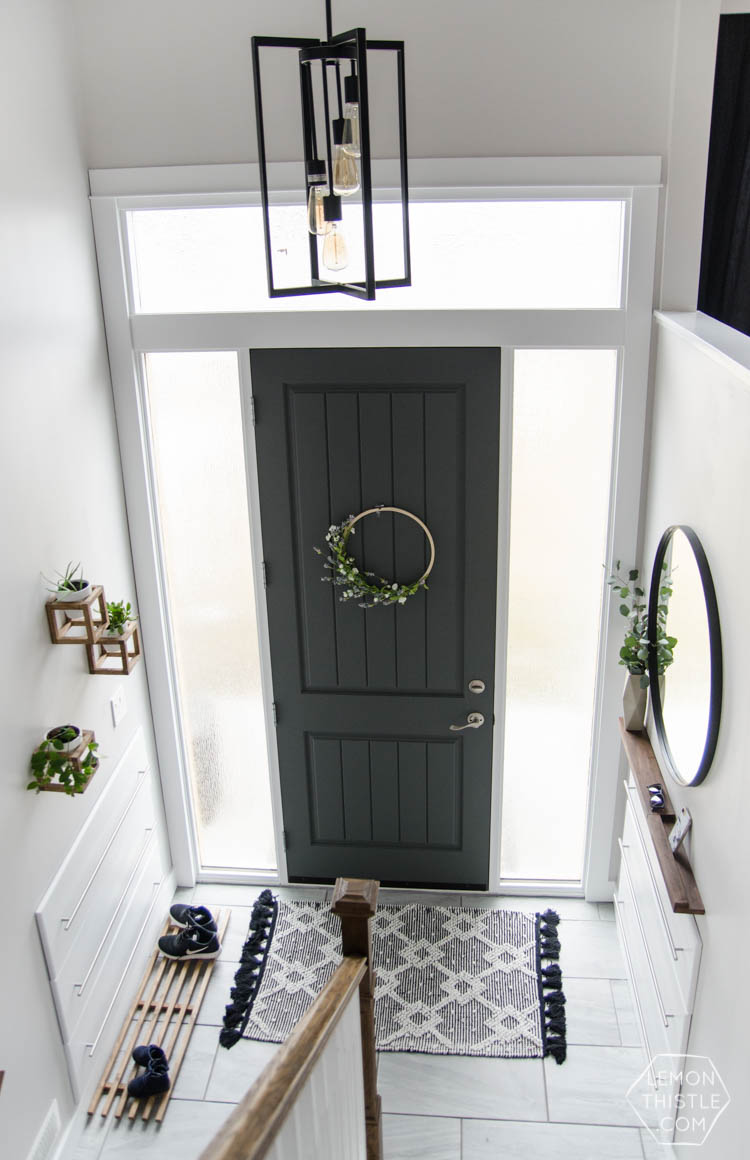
67;886;672;1160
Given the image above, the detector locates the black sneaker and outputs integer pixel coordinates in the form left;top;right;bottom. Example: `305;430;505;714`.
131;1043;167;1067
128;1044;170;1098
158;918;221;961
168;903;217;933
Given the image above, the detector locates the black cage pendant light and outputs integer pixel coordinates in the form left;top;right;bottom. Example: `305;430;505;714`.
251;0;410;300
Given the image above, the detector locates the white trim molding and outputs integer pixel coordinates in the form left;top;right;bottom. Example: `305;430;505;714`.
655;310;750;389
89;156;663;198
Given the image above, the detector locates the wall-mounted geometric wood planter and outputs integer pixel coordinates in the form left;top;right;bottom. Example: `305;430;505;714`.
46;585;108;645
86;622;141;675
32;729;99;794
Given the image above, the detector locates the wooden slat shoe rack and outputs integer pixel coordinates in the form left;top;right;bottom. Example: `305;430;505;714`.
88;908;230;1123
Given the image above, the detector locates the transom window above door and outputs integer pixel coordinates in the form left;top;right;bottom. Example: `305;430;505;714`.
125;199;626;313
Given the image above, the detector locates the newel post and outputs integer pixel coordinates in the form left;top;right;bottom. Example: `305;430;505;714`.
331;877;382;1160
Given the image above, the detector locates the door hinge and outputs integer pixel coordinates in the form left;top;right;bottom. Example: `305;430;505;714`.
261;560;268;589
282;829;289;851
249;396;257;426
272;701;278;726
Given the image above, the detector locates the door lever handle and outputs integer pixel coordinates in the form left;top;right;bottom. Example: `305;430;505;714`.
449;712;485;731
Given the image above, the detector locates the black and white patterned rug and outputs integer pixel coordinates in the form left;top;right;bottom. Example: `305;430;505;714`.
220;893;566;1062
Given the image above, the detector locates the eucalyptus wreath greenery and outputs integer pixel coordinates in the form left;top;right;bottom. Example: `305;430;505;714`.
314;517;428;609
606;561;677;688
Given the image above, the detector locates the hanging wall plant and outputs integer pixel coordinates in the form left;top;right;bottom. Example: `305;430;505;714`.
104;599;137;636
28;729;99;795
43;561;92;604
314;506;435;609
45;724;82;753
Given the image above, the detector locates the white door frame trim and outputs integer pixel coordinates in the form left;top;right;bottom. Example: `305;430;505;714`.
90;160;659;896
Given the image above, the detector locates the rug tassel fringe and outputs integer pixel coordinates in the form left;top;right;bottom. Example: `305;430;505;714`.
536;910;567;1065
220;888;278;1049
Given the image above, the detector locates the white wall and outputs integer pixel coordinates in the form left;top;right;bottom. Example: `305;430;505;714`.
640;318;750;1157
69;0;720;310
0;3;161;1157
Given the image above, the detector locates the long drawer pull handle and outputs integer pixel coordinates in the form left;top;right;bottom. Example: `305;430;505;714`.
615;895;659;1089
85;879;162;1058
74;828;155;996
624;781;682;959
62;769;148;929
619;839;673;1027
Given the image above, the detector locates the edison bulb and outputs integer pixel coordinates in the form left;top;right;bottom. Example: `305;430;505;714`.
342;73;361;158
322;223;349;271
332;147;360;196
342;103;360;158
307;186;330;236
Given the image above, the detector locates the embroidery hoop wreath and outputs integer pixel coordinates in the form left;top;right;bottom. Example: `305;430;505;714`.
315;506;436;609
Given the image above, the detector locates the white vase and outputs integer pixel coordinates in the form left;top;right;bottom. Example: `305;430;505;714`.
46;725;82;753
56;582;92;606
622;672;647;732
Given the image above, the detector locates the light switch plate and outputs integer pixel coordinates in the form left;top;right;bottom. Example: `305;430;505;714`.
110;684;127;728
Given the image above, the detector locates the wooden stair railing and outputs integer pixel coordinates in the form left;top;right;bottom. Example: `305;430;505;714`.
199;877;382;1160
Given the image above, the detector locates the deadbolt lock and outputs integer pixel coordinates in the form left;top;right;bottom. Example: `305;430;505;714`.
468;679;485;694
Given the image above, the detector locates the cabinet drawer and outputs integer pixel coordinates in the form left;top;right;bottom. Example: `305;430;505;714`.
623;791;701;1010
51;827;166;1041
53;780;156;987
36;730;152;972
64;848;171;1098
615;866;691;1068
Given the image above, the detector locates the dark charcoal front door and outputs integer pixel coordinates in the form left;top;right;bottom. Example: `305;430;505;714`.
250;348;500;888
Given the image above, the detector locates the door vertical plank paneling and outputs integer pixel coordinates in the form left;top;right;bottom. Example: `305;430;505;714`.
358;391;397;688
427;741;461;848
309;737;345;842
398;741;428;844
391;392;428;689
341;739;372;841
289;390;339;689
425;390;463;691
370;740;400;844
326;392;368;689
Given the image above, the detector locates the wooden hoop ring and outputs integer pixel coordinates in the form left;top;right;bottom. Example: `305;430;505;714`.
343;506;436;586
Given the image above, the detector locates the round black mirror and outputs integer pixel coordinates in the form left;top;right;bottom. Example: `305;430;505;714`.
647;526;722;786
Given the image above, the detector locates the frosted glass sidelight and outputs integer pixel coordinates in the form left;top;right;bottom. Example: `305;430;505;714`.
145;352;276;871
127;199;624;313
501;350;617;882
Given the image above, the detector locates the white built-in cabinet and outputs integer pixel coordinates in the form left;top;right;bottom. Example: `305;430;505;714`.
615;768;702;1142
35;729;174;1099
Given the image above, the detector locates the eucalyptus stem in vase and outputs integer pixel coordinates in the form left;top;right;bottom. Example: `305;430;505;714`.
606;561;676;731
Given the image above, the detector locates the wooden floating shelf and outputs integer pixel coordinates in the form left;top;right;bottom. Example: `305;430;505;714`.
33;729;99;795
46;586;108;645
619;719;704;915
86;622;141;676
89;908;230;1124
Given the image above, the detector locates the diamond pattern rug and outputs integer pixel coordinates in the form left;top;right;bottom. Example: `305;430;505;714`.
220;895;567;1062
